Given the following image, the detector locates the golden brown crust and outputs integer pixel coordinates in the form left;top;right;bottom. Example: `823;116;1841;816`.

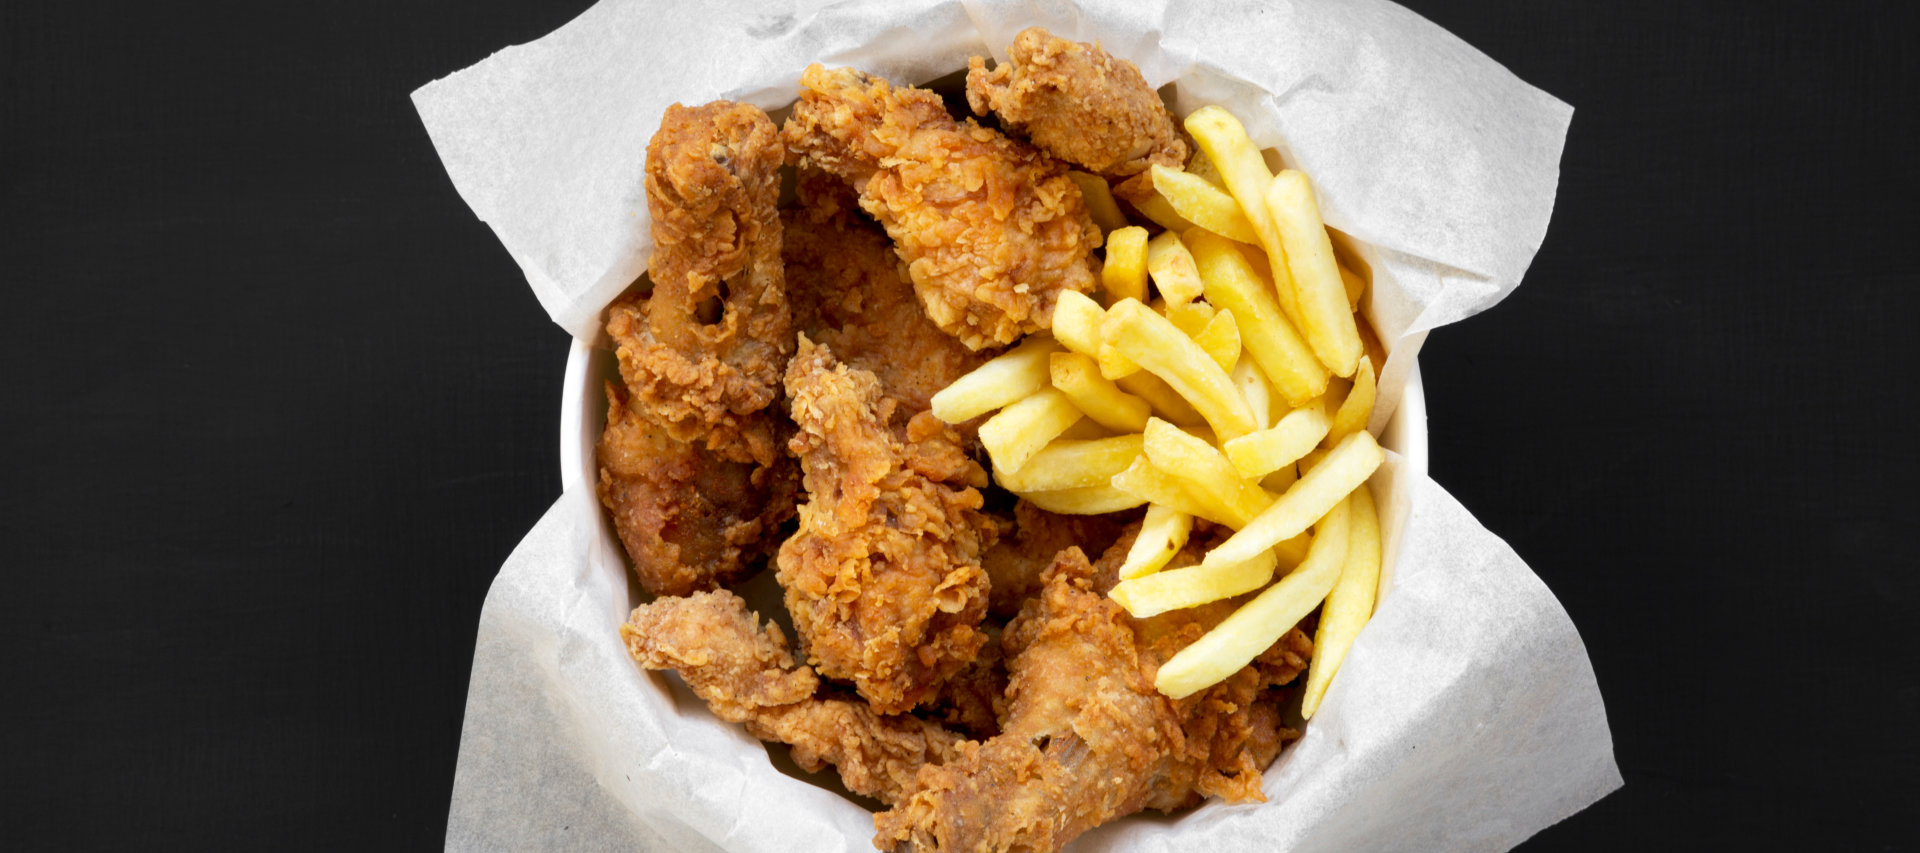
981;498;1139;617
777;338;1000;714
783;65;1100;350
967;27;1189;204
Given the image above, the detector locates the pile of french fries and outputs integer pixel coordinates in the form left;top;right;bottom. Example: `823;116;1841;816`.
931;106;1386;714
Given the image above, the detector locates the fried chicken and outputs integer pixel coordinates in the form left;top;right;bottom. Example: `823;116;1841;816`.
981;498;1138;618
776;337;1000;714
783;168;992;417
967;27;1189;204
597;382;799;597
874;538;1312;853
611;100;792;466
621;590;965;804
783;65;1100;351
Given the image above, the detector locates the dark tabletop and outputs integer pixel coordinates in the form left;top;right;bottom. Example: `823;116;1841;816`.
4;1;1912;849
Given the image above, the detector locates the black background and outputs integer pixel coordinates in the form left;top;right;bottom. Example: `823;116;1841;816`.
4;1;1913;849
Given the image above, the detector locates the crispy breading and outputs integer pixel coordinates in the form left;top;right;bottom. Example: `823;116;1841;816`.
612;101;792;466
597;382;797;597
776;338;1000;714
967;27;1189;203
981;498;1138;617
621;590;964;804
783;65;1100;351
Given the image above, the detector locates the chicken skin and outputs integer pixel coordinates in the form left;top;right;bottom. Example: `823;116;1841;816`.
622;590;964;804
967;27;1189;203
776;338;1000;714
783;65;1100;351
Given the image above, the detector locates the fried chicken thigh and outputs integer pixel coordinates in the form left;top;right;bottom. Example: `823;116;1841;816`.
777;338;1000;714
967;27;1189;203
612;101;792;466
874;539;1312;853
981;498;1137;617
784;169;992;416
622;590;964;804
783;65;1100;351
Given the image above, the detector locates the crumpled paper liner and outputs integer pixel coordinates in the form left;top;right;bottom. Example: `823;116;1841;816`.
416;0;1619;849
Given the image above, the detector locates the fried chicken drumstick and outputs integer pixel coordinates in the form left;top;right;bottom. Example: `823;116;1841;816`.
967;27;1189;203
783;65;1100;351
622;590;965;804
776;338;1000;715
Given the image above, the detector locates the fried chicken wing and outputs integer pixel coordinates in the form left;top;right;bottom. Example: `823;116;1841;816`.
874;538;1311;853
777;337;999;714
981;498;1137;617
783;65;1100;351
784;169;992;416
597;382;798;597
622;590;964;804
967;28;1189;203
612;100;792;466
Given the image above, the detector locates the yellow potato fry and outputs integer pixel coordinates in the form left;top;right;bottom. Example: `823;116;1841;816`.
1339;263;1365;310
1019;484;1148;515
1298;446;1329;474
1117;503;1192;580
1155;495;1351;698
1115;370;1202;426
1185;229;1329;406
1146;231;1206;306
930;336;1063;423
1260;463;1298;493
1131;192;1197;233
1328;356;1375;443
1055;419;1116;441
993;433;1144;493
1069;171;1129;235
980;388;1084;475
1050;352;1152;433
1301;483;1381;719
1111;456;1233;527
1204;430;1382;569
1050;290;1107;356
1183;105;1299;310
1102;225;1150;305
1163;300;1216;336
1110;548;1278;619
1231;357;1275;430
1103;300;1258;440
1267;170;1363;377
1187;145;1227;187
1193;310;1241;373
1222;402;1332;479
1141;418;1271;528
1151;165;1261;246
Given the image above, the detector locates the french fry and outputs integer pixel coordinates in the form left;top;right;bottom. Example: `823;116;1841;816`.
1193;310;1241;372
1185;229;1329;406
1297;446;1329;474
1050;290;1107;356
1146;231;1206;306
1222;401;1332;479
1050;352;1152;433
1117;503;1192;580
1102;226;1150;305
1110;548;1278;618
1142;418;1271;528
1019;484;1147;515
1339;263;1365;310
1260;463;1298;493
1055;418;1117;441
1327;356;1375;442
1203;429;1382;569
1163;300;1216;336
1068;171;1129;235
1267;170;1363;377
1103;299;1258;440
1131;192;1197;233
1155;495;1351;699
1183;106;1304;323
979;388;1084;475
992;433;1144;493
1098;338;1141;380
1187;145;1227;188
930;336;1063;423
1150;165;1261;246
1115;370;1203;426
1231;356;1275;429
1110;456;1233;527
1301;483;1381;719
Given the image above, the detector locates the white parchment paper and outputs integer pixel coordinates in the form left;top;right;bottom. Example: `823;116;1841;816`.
416;0;1619;849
